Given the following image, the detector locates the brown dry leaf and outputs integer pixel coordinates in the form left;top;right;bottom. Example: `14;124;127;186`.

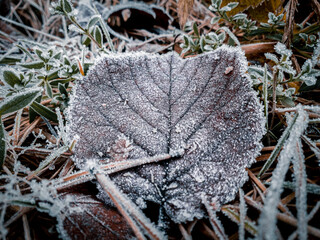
177;0;195;28
103;2;172;42
63;193;135;239
221;0;282;22
67;46;265;223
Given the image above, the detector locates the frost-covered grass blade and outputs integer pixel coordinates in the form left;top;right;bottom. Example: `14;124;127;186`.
0;119;6;168
203;197;228;240
257;107;308;240
292;139;307;240
258;112;299;178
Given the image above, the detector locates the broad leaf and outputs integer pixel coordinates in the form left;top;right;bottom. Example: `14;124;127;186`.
0;88;42;116
30;101;58;122
20;61;45;69
3;70;21;88
67;46;264;223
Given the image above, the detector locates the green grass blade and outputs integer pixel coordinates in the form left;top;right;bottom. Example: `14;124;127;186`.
30;101;58;122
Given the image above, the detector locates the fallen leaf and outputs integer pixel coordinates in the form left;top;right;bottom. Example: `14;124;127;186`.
67;46;264;223
62;193;135;239
221;0;282;22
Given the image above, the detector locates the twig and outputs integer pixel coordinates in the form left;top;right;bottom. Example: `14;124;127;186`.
22;214;31;240
18;117;41;146
311;0;320;21
54;149;184;191
282;0;297;48
241;42;276;56
96;173;165;240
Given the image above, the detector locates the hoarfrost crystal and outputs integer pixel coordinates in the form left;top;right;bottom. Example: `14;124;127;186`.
67;46;265;223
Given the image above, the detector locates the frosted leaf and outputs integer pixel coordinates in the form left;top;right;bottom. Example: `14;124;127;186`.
264;52;279;64
274;42;292;58
67;46;265;223
0;174;78;239
311;39;320;66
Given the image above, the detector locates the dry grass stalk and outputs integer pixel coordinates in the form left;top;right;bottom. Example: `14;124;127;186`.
282;0;297;48
177;0;194;27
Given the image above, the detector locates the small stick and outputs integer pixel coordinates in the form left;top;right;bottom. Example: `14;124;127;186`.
18;117;41;146
54;149;184;191
22;214;31;240
241;42;276;56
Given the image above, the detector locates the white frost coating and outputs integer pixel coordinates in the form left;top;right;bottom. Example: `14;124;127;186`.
302;135;320;163
35;146;68;173
311;39;320;66
0;175;78;240
0;87;42;113
67;46;265;223
96;173;166;240
292;139;308;240
307;201;320;221
257;106;308;240
202;196;227;239
275;105;320;113
239;189;246;240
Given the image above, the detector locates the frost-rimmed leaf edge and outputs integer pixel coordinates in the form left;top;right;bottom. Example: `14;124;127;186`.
65;45;266;223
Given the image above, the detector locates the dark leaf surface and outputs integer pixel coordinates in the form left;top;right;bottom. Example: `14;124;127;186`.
67;46;264;223
62;193;134;240
102;2;172;41
3;70;21;87
0;88;41;115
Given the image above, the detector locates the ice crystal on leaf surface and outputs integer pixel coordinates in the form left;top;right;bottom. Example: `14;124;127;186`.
67;46;265;223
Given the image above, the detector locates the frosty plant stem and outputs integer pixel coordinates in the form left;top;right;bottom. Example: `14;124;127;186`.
68;16;102;49
202;197;228;240
54;149;185;191
53;0;115;52
92;3;116;53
